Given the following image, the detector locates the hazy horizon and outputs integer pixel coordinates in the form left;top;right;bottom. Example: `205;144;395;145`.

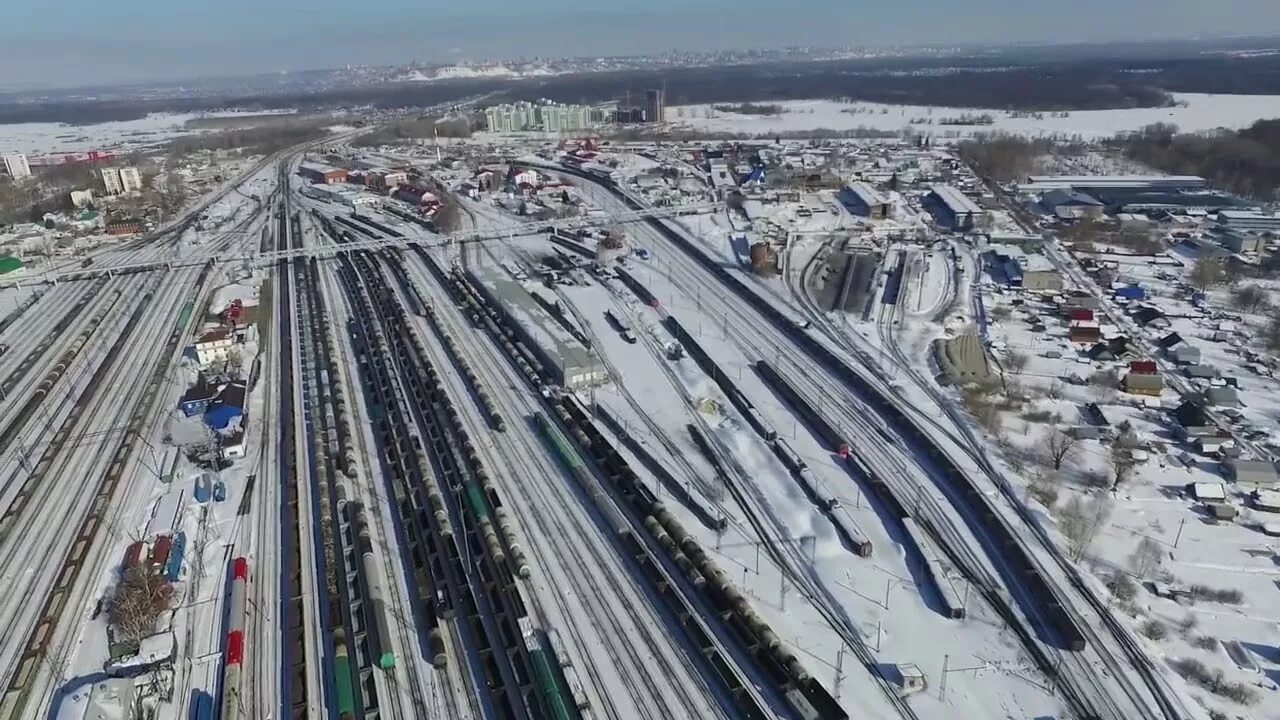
3;0;1280;89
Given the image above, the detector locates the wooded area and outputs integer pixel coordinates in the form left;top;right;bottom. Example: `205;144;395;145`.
1120;120;1280;200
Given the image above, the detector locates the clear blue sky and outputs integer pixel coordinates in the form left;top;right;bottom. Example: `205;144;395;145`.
2;0;1280;88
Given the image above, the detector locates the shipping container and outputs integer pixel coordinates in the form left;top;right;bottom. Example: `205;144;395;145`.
151;535;172;569
123;541;144;570
165;532;186;582
194;474;212;503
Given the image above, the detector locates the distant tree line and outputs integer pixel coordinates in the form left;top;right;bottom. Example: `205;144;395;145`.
711;103;785;116
352;115;473;146
166;120;333;157
1118;120;1280;200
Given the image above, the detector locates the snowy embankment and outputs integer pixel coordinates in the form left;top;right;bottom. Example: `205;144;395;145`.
669;93;1280;139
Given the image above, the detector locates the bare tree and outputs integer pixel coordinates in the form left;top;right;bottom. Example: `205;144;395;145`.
1189;256;1226;291
432;200;462;234
1060;493;1113;561
109;567;173;644
1005;351;1030;374
1028;467;1060;507
1231;284;1271;314
1043;429;1078;470
1129;536;1163;579
1111;443;1137;489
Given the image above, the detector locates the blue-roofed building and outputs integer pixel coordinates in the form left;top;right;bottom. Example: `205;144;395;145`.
1115;285;1147;301
926;184;986;230
204;382;246;431
178;379;218;417
839;181;889;219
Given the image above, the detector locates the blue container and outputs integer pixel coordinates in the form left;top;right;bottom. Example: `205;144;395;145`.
165;531;186;582
193;475;211;504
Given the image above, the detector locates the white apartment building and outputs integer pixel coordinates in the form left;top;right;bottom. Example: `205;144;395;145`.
485;101;596;133
3;154;31;180
119;167;142;193
101;168;123;195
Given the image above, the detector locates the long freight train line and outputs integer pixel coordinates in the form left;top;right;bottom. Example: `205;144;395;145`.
391;248;733;720
320;219;528;719
296;253;397;720
421;245;832;720
335;254;477;720
340;247;537;720
0;262;213;718
273;200;319;720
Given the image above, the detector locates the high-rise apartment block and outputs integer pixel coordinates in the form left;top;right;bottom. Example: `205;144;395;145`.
645;89;665;123
484;101;599;133
3;154;31;180
101;167;123;195
119;166;142;193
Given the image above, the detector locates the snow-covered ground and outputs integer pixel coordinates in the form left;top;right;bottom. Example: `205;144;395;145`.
669;93;1280;139
0;110;297;157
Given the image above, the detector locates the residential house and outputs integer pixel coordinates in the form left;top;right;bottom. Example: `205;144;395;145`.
1123;360;1163;396
206;382;246;432
1086;336;1137;361
1069;325;1103;345
1170;345;1201;365
178;379;218;417
1205;386;1241;407
1131;307;1169;329
1223;459;1279;489
192;328;234;367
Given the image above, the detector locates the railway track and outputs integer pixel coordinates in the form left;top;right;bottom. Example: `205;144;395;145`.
398;249;729;720
273;198;318;720
0;259;212;718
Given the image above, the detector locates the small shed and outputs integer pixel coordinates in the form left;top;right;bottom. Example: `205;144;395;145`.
1190;482;1226;501
890;664;927;697
1186;364;1220;379
1171;345;1202;365
1206;503;1238;521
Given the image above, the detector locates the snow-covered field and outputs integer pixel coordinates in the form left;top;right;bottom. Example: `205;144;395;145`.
0;110;297;157
669;93;1280;139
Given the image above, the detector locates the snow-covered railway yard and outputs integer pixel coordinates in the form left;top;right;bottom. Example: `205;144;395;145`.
8;118;1280;720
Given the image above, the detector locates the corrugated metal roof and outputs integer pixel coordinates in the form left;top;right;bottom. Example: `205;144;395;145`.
845;181;887;208
930;184;983;216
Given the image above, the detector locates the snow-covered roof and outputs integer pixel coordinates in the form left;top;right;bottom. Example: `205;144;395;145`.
1192;482;1226;501
929;184;983;215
